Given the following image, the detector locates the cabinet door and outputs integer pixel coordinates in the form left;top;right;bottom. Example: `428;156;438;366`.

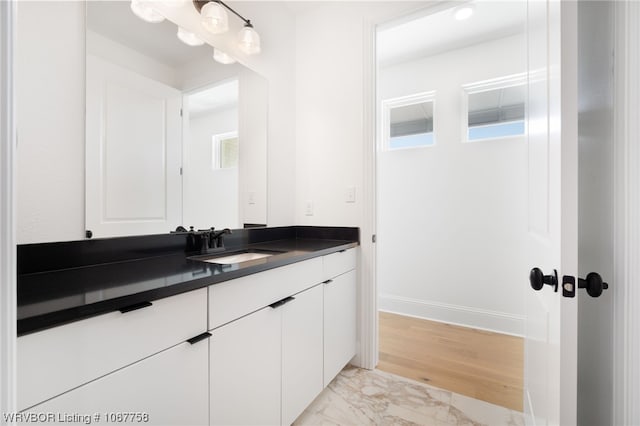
323;269;357;386
29;341;209;426
210;306;281;426
18;288;207;411
282;285;323;426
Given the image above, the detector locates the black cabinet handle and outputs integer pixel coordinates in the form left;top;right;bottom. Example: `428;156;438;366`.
269;296;295;309
119;301;153;313
187;332;212;345
323;279;333;285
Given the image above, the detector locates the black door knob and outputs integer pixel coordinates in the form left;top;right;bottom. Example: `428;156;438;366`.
529;267;558;292
578;272;609;298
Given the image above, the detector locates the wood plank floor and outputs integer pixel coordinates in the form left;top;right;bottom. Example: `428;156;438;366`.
378;311;524;412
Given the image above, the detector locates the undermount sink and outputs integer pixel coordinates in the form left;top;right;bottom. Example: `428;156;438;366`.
203;252;273;264
191;249;283;265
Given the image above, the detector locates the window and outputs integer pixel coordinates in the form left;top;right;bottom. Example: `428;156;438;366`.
212;131;238;169
463;74;526;142
382;92;435;150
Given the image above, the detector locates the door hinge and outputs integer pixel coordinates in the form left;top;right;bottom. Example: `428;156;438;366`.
179;167;183;176
372;234;376;243
180;108;183;117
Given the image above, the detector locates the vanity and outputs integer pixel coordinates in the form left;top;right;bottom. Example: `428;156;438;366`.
16;226;359;425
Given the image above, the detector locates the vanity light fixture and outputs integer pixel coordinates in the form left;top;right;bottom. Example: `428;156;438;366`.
201;1;229;34
194;1;261;55
130;0;165;23
238;22;261;55
453;4;475;21
213;48;237;64
162;0;190;8
177;27;205;46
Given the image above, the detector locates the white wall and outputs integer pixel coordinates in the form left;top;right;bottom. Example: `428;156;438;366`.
16;1;85;244
376;35;527;335
183;107;239;229
577;1;614;424
87;30;179;89
293;2;421;227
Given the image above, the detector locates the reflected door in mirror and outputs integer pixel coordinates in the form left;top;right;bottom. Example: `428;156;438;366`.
85;55;182;238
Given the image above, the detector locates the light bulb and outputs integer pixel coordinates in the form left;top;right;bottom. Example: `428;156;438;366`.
238;24;260;55
213;48;236;64
201;1;229;34
453;5;474;21
130;0;165;23
177;27;205;46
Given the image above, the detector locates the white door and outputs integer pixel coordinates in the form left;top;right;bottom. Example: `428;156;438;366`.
86;55;182;238
524;1;578;425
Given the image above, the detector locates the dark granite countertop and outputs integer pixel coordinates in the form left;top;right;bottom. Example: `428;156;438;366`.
17;227;359;336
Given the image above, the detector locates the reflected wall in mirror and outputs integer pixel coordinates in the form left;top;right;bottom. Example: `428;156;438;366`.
85;1;267;238
183;80;239;229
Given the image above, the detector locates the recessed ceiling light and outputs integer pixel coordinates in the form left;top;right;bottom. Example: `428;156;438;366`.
454;5;475;21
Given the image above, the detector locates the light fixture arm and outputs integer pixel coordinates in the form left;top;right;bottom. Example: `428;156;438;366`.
193;0;252;27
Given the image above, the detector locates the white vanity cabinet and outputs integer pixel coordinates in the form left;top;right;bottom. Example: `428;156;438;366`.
209;302;282;426
17;288;208;418
323;250;357;386
208;249;356;426
208;283;323;426
26;340;209;425
18;246;358;426
208;257;325;426
281;284;324;425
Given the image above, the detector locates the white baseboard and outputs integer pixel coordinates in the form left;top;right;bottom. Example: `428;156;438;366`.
378;294;525;337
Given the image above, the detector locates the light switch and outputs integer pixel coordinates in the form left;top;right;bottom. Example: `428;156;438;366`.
346;187;356;203
305;201;314;216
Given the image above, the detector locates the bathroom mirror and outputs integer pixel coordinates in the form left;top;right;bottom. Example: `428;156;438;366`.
85;1;267;238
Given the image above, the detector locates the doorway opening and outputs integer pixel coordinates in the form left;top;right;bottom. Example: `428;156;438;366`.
375;0;527;415
182;80;240;230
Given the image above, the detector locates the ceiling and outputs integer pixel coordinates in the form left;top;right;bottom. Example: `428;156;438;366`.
376;0;527;68
188;79;239;116
87;1;210;68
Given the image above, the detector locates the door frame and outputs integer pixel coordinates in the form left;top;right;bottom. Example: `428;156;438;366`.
358;0;445;371
613;2;640;425
361;1;640;424
0;0;17;416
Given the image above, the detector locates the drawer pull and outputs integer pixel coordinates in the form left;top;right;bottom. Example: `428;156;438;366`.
339;249;347;253
186;332;212;345
269;296;295;309
323;279;333;285
118;301;153;313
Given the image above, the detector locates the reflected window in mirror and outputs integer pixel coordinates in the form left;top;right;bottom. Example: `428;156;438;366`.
463;74;526;142
382;92;436;151
213;132;239;169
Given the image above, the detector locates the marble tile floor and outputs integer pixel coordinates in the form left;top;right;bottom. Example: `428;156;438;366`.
294;366;524;426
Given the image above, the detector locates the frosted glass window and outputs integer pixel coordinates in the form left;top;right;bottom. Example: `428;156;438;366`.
467;84;525;141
